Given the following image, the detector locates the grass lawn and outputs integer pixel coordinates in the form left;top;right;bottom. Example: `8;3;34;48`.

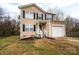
0;36;79;55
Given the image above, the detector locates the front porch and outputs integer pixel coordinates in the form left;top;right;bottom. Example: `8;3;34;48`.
35;21;48;38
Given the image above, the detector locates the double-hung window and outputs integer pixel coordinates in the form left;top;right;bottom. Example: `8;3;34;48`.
25;24;29;31
25;12;33;19
29;25;34;31
23;24;34;31
38;13;42;20
46;14;52;20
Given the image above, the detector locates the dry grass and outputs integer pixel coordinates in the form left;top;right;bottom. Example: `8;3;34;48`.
0;36;79;55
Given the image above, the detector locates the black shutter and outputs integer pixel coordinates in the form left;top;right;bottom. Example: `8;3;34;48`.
52;15;53;20
23;10;25;18
36;13;38;20
23;24;25;31
33;12;35;19
34;25;36;31
42;14;43;20
45;14;46;20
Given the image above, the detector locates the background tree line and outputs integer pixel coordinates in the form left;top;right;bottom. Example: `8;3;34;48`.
65;16;79;37
0;7;20;37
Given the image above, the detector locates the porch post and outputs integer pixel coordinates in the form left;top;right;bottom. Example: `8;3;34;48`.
36;22;39;37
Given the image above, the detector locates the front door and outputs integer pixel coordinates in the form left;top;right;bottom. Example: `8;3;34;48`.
39;24;43;38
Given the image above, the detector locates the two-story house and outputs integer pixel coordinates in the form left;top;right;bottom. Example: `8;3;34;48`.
19;3;66;39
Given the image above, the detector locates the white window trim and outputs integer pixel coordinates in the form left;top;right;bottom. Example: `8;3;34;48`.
38;13;42;19
46;14;52;20
25;12;33;19
25;24;34;32
29;24;33;31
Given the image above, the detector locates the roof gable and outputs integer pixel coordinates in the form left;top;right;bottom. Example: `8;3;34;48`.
19;3;46;13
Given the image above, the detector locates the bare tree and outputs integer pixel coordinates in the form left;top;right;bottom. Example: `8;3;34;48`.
47;7;64;20
0;7;20;37
65;16;79;37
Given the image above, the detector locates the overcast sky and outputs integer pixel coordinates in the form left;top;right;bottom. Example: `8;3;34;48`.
0;0;79;18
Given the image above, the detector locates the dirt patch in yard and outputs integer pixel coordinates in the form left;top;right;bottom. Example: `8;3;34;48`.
50;38;79;54
34;38;79;54
34;39;55;48
0;43;26;55
34;39;43;48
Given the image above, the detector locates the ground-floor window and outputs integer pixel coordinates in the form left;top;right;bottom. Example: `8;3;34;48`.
25;24;29;31
29;24;34;31
22;24;34;32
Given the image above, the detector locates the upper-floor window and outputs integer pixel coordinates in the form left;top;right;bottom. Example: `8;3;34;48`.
22;10;53;20
38;13;43;20
25;12;33;19
46;14;52;20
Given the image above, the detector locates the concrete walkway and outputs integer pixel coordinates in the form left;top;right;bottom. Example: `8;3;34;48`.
67;38;79;43
55;37;79;43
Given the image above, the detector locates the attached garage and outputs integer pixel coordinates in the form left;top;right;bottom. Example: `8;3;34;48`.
52;24;65;37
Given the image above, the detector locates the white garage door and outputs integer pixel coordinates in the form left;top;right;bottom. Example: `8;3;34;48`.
52;26;65;37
